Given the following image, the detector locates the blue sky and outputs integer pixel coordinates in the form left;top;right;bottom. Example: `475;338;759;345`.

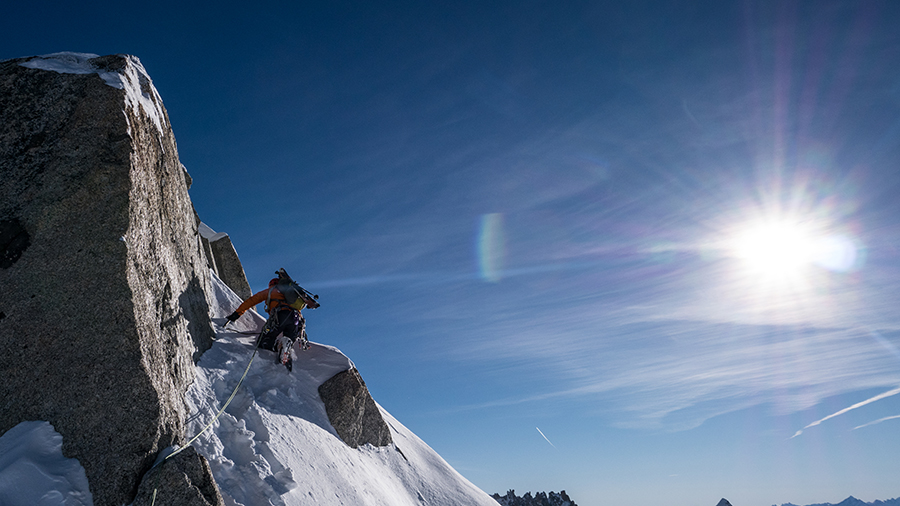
5;2;900;505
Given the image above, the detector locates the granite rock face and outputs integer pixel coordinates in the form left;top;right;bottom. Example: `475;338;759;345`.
132;446;225;506
0;53;220;505
209;234;252;299
199;223;252;300
318;367;393;448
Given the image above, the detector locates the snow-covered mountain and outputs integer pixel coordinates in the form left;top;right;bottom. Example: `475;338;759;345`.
0;52;499;506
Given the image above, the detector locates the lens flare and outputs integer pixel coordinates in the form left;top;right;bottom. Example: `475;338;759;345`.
478;213;506;282
813;234;861;272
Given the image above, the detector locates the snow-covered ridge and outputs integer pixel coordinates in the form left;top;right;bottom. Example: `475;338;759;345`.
188;272;498;506
0;271;498;506
18;52;167;134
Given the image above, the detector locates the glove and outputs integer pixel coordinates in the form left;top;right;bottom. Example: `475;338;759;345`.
225;311;241;323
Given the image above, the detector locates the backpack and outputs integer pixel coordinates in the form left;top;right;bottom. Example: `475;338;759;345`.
268;268;319;311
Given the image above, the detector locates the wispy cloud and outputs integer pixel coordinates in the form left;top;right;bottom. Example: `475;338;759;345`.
444;309;900;431
790;386;900;438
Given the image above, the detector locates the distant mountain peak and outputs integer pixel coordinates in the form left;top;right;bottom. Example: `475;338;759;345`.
717;499;734;506
492;489;578;506
776;496;900;506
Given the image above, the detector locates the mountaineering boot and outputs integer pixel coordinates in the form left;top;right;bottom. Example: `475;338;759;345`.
276;335;294;371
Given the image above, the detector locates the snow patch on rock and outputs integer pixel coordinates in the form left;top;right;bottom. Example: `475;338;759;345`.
19;52;118;85
199;222;230;243
0;421;93;506
19;52;167;135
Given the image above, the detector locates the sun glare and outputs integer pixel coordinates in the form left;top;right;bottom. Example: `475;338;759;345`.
727;214;862;292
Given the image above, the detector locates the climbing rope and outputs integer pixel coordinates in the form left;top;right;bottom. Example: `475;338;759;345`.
149;324;264;505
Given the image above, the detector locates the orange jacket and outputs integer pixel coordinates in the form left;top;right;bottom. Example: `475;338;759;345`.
234;279;302;316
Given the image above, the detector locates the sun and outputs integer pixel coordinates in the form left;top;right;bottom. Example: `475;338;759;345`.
732;221;817;277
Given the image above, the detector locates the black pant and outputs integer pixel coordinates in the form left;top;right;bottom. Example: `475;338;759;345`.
259;309;303;351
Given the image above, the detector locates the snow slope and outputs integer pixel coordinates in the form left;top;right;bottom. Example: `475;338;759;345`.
188;272;499;506
0;271;497;506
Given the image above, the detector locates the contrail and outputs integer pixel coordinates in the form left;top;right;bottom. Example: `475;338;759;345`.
853;414;900;431
791;386;900;438
536;427;557;449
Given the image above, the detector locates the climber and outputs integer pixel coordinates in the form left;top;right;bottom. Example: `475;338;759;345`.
225;269;319;372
